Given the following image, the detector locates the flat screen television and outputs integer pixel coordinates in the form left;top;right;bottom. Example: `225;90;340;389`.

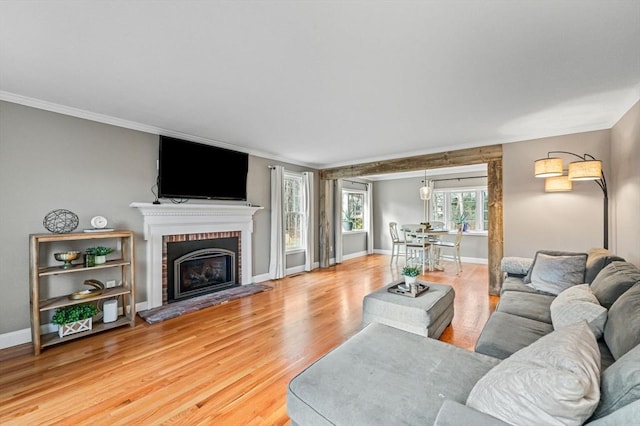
158;136;249;201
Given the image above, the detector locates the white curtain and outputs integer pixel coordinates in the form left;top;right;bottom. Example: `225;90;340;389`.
367;182;374;254
334;179;343;264
268;165;286;279
303;171;314;272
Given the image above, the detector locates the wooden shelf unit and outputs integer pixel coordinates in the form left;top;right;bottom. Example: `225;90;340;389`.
29;230;136;355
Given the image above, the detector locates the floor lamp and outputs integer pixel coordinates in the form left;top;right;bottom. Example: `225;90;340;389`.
534;151;608;249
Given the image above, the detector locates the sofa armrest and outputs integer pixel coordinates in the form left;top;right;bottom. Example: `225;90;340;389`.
501;256;533;277
434;400;511;426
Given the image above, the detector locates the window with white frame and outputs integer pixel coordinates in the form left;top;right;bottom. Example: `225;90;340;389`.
430;187;488;231
284;172;305;250
342;190;365;231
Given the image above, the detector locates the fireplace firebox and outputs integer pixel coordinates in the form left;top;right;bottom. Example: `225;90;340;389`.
166;236;239;303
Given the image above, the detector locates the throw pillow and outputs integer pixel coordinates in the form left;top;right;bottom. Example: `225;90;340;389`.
603;283;640;360
501;256;533;277
528;253;587;295
584;248;625;284
466;321;601;426
550;284;608;339
590;261;640;309
524;250;587;284
590;343;640;420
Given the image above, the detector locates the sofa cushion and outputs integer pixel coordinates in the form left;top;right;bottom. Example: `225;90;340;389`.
550;284;608;339
434;400;511;426
475;311;554;359
528;253;588;295
524;250;587;284
287;322;500;426
495;291;555;324
604;283;640;360
500;276;556;296
590;261;640;309
467;321;601;426
584;248;625;284
587;399;640;426
590;343;640;420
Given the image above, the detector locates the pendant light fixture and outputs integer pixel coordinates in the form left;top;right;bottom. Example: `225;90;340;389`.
419;170;432;225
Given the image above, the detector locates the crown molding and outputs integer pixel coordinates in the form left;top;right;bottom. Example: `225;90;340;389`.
0;90;317;169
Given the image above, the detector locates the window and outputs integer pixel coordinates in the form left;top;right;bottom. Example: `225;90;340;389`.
284;172;305;250
342;190;365;231
430;187;488;231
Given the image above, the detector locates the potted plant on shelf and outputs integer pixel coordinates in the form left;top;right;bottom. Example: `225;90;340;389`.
401;265;421;286
52;303;98;338
86;246;114;265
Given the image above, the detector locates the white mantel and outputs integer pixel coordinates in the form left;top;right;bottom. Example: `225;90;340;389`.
130;202;263;309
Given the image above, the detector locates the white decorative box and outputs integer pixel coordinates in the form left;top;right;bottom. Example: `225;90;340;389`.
58;318;92;338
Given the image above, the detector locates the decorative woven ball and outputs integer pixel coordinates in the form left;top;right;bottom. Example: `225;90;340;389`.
43;209;79;233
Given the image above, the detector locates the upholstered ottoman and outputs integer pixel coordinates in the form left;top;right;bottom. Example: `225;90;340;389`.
362;280;455;338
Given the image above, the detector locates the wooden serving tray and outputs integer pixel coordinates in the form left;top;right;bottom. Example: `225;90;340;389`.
388;281;430;298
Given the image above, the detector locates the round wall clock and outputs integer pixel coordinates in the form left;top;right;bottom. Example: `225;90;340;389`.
90;215;108;229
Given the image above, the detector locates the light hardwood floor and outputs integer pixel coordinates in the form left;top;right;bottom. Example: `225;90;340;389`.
0;254;498;425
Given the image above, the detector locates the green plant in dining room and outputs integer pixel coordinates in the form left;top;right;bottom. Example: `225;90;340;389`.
454;213;468;224
342;208;356;230
402;265;421;277
51;303;98;325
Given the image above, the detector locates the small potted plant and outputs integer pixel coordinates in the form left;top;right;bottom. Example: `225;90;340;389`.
86;246;114;265
52;303;98;338
342;209;356;231
402;265;421;286
455;214;469;232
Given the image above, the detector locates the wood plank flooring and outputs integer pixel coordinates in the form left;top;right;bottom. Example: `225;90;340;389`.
0;254;498;425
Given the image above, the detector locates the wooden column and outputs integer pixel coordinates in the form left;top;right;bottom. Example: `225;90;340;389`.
487;159;504;295
319;179;332;268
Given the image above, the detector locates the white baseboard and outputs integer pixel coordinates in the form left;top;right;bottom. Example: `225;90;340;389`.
0;328;32;349
342;251;368;261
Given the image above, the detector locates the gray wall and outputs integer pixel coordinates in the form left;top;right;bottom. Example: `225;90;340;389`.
0;101;317;335
611;101;640;266
503;129;611;257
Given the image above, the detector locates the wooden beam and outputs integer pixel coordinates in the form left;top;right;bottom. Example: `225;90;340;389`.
320;145;502;180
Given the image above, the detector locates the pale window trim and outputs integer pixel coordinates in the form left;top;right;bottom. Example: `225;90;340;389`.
430;186;488;231
342;189;367;233
284;171;305;252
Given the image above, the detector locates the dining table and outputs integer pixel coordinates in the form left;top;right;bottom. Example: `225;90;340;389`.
401;224;450;272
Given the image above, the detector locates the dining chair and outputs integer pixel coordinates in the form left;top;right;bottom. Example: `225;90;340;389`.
432;224;464;274
403;227;431;273
388;222;406;265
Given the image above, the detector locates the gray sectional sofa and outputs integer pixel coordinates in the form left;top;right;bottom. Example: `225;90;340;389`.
287;248;640;425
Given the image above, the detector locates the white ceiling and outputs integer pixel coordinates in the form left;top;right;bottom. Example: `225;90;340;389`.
1;1;638;169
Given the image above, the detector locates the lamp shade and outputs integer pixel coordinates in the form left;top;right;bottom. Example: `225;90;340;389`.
534;157;563;178
419;185;432;200
568;160;602;181
545;175;573;192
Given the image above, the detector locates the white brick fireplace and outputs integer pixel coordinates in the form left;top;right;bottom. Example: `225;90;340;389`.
130;202;263;309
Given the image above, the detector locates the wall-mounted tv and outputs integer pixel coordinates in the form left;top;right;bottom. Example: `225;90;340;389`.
158;136;249;201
